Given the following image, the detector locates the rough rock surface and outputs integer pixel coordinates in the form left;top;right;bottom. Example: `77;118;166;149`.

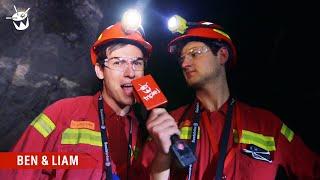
0;0;107;151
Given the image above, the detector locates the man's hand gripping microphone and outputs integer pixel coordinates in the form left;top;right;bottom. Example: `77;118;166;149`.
132;75;196;168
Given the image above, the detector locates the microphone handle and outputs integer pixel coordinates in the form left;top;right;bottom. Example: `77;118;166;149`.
170;134;196;168
170;134;180;143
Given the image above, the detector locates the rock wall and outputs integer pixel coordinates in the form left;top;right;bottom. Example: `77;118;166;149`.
0;0;106;151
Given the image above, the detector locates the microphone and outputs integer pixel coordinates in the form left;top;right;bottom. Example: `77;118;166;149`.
132;75;196;168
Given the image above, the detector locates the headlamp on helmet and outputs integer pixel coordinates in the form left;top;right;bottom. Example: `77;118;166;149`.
168;15;188;34
121;9;142;33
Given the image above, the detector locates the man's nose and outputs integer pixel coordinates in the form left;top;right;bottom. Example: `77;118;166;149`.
123;63;135;78
181;56;192;69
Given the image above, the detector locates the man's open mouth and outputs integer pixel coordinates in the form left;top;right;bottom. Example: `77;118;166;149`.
121;83;133;95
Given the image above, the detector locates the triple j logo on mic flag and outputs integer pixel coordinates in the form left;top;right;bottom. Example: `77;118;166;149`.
132;74;168;110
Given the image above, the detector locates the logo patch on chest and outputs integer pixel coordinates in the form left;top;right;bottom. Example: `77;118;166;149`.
242;144;272;163
70;120;95;130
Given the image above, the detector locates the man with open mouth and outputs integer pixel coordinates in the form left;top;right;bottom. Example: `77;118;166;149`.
1;21;152;180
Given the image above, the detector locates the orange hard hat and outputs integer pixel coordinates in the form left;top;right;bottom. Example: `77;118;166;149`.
90;22;152;65
168;22;237;67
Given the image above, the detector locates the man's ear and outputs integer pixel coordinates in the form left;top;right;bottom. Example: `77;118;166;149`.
217;47;229;65
95;63;104;80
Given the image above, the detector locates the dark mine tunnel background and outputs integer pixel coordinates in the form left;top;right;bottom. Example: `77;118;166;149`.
0;0;319;159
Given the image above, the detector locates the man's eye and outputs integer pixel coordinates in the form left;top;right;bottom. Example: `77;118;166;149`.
190;51;198;57
112;61;121;65
192;50;203;57
178;56;185;63
133;60;144;66
112;60;127;66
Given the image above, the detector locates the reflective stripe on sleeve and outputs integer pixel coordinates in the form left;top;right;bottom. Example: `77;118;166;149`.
30;113;56;138
281;123;294;142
